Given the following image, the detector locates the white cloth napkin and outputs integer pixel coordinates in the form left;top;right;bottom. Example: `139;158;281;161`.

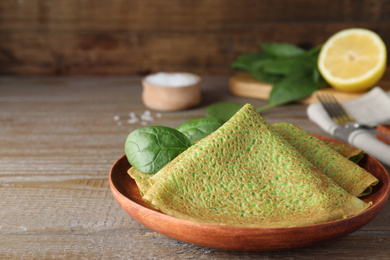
307;87;390;166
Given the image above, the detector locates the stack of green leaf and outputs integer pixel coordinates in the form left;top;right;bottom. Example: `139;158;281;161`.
232;43;327;112
127;104;378;228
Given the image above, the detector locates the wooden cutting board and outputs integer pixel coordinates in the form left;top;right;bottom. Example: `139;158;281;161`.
229;72;390;104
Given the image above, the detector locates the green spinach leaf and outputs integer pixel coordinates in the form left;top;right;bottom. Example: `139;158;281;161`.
268;68;321;105
231;42;326;112
125;126;193;174
206;101;243;122
176;117;224;142
262;55;317;75
250;59;284;84
231;52;272;71
260;43;305;58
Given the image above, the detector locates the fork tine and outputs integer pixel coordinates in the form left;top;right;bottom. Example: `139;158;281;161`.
319;94;347;124
326;94;348;124
326;94;355;124
317;94;340;124
317;94;355;125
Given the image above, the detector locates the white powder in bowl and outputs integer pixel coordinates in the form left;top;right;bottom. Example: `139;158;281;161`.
145;72;198;87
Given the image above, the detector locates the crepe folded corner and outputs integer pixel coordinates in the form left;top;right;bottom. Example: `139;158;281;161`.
272;122;378;197
323;141;364;163
130;104;372;228
128;167;152;197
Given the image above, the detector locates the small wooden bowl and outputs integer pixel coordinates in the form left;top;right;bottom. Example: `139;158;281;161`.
109;136;389;251
142;72;201;111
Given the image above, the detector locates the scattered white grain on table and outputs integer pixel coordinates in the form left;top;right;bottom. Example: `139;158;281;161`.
113;110;162;126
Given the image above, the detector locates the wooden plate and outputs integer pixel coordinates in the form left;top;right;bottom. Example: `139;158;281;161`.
109;136;389;251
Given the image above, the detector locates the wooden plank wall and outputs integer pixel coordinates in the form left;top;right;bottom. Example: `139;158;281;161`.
0;0;389;75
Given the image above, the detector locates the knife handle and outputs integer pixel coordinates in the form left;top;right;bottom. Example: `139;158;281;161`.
376;125;390;145
333;126;353;143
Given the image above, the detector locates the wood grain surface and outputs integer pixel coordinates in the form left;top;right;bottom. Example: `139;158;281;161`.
1;0;390;75
1;76;389;259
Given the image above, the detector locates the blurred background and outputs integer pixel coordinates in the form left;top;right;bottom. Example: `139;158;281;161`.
0;0;389;76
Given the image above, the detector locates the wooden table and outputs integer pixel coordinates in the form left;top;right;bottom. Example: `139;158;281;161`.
1;76;389;259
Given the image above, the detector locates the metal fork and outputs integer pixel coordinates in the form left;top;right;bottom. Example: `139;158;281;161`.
317;94;373;130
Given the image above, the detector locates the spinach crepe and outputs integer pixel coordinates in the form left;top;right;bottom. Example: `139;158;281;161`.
139;104;370;228
128;167;152;196
272;123;378;197
128;130;370;197
323;141;364;163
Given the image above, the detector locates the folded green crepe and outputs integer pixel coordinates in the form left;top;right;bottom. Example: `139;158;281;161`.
128;129;370;197
128;167;152;197
323;141;364;164
128;128;367;196
272;123;378;197
140;104;370;228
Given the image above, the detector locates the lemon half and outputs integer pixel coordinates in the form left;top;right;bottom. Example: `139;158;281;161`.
318;28;387;92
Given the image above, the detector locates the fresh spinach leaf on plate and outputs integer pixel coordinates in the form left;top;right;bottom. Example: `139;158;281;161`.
206;101;244;122
177;117;224;142
125;126;193;174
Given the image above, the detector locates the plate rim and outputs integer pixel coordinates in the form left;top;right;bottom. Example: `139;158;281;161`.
109;135;390;251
